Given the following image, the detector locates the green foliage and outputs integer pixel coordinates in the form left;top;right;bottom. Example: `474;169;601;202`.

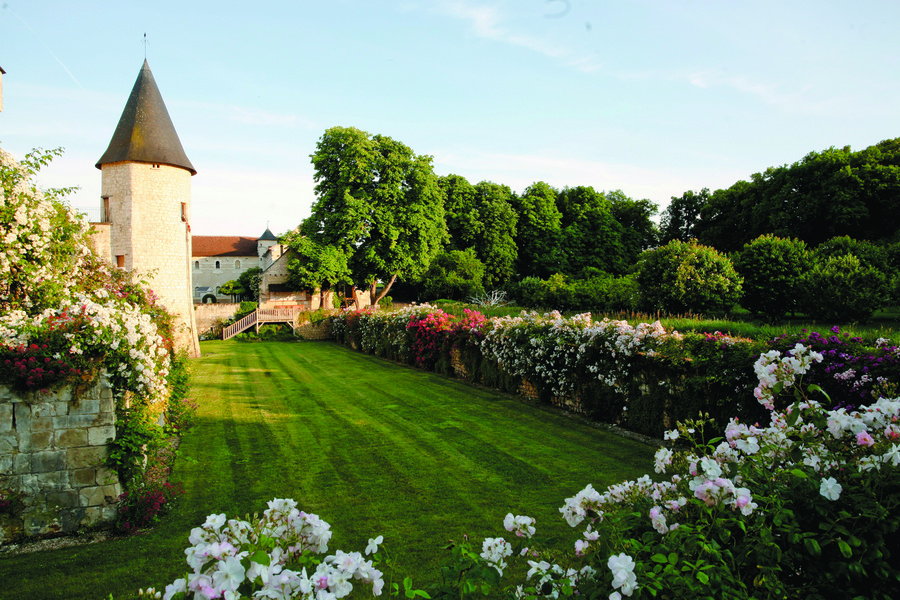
691;138;900;251
284;233;351;293
107;409;163;486
420;248;485;301
164;352;197;434
506;272;639;312
637;239;743;315
512;181;563;279
304;126;448;305
470;181;518;287
660;188;709;244
556;186;629;276
799;253;891;322
237;266;263;302
218;279;245;302
734;234;811;321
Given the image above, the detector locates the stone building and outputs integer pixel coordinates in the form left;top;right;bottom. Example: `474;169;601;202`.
191;228;277;302
91;60;200;357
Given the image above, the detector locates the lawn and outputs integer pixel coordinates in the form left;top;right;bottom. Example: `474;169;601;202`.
0;340;657;600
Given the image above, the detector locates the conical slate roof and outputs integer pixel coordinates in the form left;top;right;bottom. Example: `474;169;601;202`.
258;228;278;241
96;60;196;175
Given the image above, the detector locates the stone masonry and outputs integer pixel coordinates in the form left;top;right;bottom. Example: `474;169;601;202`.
0;375;120;543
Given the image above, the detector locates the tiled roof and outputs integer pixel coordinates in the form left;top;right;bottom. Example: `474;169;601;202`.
192;236;258;257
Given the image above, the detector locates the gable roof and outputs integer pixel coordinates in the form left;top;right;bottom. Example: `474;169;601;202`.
96;59;196;175
192;236;258;257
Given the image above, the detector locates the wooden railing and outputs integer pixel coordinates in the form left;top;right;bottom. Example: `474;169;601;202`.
222;307;302;340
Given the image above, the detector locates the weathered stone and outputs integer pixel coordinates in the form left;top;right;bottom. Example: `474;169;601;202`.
34;470;69;491
67;446;107;469
21;431;52;452
100;393;115;415
31;450;66;473
0;435;15;454
88;425;116;446
80;486;107;507
0;454;12;475
69;399;100;416
13;453;32;475
13;402;32;432
47;490;79;509
60;506;87;532
56;428;88;448
73;468;97;487
82;506;102;526
66;413;102;428
30;402;55;418
31;416;54;432
0;402;13;433
95;467;118;486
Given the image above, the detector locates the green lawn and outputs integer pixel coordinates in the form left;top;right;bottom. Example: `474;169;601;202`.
0;340;657;600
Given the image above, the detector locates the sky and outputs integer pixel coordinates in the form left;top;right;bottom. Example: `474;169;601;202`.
2;0;899;237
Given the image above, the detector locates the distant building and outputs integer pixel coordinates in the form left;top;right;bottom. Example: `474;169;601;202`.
191;228;277;303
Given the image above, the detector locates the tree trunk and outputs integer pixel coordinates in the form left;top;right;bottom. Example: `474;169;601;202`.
371;274;398;307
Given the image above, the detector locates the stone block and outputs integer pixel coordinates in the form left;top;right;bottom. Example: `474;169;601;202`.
0;435;15;454
21;431;52;452
30;402;55;418
56;428;88;448
88;425;116;446
14;403;32;432
73;468;97;487
69;399;100;415
67;445;107;469
0;454;12;475
79;486;107;507
0;403;12;433
34;470;69;491
13;453;31;474
31;450;66;473
95;410;115;428
100;393;115;414
52;415;69;429
66;413;102;428
31;416;54;432
95;467;118;486
82;506;102;526
47;490;79;509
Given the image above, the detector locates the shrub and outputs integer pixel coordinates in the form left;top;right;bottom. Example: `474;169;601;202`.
798;253;890;322
116;481;184;535
637;239;743;315
420;248;485;301
734;234;811;321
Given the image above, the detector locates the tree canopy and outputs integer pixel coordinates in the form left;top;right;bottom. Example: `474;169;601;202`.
301;126;447;304
664;138;900;252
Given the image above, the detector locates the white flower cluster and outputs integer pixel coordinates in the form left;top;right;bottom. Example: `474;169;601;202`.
163;498;384;600
478;312;681;399
753;343;824;409
1;147;90;308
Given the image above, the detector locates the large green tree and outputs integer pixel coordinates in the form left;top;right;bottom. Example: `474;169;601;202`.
302;126;447;304
607;190;659;265
470;181;518;287
660;188;710;244
556;186;627;276
512;181;563;279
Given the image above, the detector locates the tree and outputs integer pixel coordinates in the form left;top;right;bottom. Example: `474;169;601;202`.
284;234;351;306
237;267;263;303
733;235;811;321
637;239;743;315
439;174;481;252
607;190;659;264
471;181;518;287
556;186;627;276
660;188;710;244
219;280;245;303
512;181;563;279
302;126;447;305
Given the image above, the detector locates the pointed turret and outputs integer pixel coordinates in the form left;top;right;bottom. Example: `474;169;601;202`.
96;59;196;174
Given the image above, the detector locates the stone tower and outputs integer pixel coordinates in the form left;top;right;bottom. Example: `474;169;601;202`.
96;60;201;357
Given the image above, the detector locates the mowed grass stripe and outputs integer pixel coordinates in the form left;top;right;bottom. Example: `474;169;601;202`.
0;340;656;600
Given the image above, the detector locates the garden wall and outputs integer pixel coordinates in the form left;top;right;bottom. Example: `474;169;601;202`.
195;303;241;339
0;375;120;543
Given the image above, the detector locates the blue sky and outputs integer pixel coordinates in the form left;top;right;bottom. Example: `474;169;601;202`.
2;0;898;236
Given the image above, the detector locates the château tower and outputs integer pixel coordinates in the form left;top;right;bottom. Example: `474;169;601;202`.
96;60;201;357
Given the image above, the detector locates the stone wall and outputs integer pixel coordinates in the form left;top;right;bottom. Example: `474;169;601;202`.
295;319;333;340
0;376;120;544
195;303;241;339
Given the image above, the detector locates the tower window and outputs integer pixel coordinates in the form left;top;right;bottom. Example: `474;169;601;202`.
235;260;242;269
215;260;221;270
102;196;110;222
194;261;200;269
116;255;125;268
152;164;161;169
181;203;187;222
